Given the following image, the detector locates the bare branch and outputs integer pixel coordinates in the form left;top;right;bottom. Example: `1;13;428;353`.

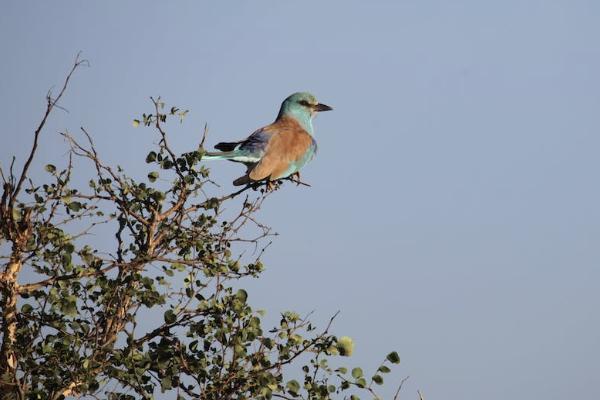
199;122;209;149
393;376;410;400
10;53;88;206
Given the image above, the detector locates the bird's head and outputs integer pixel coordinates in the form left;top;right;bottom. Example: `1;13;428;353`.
277;92;333;122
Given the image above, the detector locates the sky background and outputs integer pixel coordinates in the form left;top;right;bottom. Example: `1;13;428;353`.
1;1;599;399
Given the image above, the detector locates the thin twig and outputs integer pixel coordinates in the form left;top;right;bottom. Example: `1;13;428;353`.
393;376;410;400
10;53;88;207
199;122;209;149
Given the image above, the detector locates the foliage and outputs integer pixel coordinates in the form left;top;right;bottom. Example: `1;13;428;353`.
0;56;403;399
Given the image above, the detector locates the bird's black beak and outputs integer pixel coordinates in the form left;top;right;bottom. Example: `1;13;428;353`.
314;103;333;112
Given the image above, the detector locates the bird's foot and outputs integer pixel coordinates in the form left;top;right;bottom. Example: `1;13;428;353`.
285;173;311;187
289;172;302;186
264;180;281;192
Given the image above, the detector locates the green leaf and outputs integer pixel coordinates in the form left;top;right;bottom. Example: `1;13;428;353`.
350;396;360;400
41;343;52;354
45;164;56;173
161;159;173;169
351;367;363;379
386;351;400;364
146;151;157;163
160;376;172;391
61;295;78;316
372;374;384;385
336;336;354;356
164;309;176;324
148;171;159;182
172;262;185;271
67;202;83;212
286;379;300;395
21;304;33;313
356;378;367;388
235;289;248;302
378;365;391;373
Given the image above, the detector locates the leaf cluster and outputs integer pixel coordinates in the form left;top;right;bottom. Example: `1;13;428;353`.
0;61;405;400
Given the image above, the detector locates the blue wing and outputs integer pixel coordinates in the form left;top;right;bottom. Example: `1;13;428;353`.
237;128;271;157
206;128;272;163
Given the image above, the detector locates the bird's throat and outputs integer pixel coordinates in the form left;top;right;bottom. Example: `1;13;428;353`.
279;108;314;135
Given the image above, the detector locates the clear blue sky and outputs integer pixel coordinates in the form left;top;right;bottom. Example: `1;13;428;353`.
2;1;599;399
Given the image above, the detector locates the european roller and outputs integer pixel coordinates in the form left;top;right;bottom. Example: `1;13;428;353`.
203;92;332;189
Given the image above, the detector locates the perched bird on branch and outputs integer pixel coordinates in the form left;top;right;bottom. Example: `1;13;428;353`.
203;92;332;189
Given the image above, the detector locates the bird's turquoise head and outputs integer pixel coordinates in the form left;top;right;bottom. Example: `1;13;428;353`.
276;92;332;134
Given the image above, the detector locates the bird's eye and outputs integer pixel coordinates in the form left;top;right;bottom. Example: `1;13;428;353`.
298;100;311;107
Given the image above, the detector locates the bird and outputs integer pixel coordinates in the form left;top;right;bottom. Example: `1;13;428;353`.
202;92;332;189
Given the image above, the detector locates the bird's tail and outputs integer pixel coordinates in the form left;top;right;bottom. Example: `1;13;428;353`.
233;175;252;186
202;139;245;160
214;141;240;152
202;151;237;160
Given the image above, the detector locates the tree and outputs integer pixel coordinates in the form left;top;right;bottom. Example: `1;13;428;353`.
0;55;403;399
